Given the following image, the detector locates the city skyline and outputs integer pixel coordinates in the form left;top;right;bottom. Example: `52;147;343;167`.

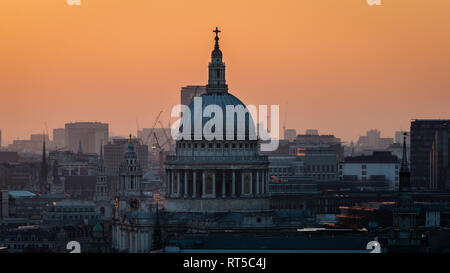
1;0;450;145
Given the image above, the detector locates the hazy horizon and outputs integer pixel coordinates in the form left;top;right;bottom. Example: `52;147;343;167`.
1;0;449;145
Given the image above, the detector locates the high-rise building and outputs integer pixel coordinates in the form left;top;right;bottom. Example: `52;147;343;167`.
410;119;450;188
104;138;148;175
53;128;66;149
0;129;2;148
367;129;381;147
430;128;450;190
180;85;207;106
65;122;108;155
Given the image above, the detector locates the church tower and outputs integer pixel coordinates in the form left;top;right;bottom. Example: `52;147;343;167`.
118;135;142;197
39;139;49;193
388;133;423;252
115;135;144;214
206;27;228;94
95;144;108;201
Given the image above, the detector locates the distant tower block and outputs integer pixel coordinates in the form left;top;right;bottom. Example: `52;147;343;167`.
181;85;206;106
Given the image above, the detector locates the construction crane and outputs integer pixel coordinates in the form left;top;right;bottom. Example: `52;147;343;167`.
151;132;167;178
157;120;173;152
144;110;163;146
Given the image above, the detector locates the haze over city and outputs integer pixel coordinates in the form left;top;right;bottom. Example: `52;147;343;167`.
1;0;449;144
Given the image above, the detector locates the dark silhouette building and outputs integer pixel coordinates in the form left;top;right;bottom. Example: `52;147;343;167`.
410;119;450;188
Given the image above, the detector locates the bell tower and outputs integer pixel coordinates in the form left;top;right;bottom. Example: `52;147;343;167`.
118;135;143;198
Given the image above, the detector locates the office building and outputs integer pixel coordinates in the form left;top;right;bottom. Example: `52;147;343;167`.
339;151;400;190
410;120;450;188
65;122;108;154
53;128;66;149
430;129;450;190
104;138;148;175
180;85;206;106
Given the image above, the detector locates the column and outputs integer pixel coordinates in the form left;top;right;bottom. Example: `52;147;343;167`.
212;171;216;197
222;170;226;198
184;170;188;198
177;171;181;197
256;171;260;196
170;170;174;198
241;172;244;196
250;171;253;195
192;171;197;198
232;170;236;197
202;171;206;197
265;170;269;195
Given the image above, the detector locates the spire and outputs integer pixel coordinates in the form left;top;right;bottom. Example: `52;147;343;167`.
40;139;48;193
399;132;410;191
206;27;228;93
97;142;104;171
400;133;409;173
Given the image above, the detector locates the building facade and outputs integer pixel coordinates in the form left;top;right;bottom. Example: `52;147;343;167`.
430;129;450;190
111;136;155;253
339;151;400;190
104;138;148;175
180;85;207;106
410;119;450;188
65;122;108;155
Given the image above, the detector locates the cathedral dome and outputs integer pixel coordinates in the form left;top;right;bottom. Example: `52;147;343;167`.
186;92;255;139
180;28;256;140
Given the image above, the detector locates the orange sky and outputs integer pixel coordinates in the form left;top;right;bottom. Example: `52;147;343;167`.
1;0;449;145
